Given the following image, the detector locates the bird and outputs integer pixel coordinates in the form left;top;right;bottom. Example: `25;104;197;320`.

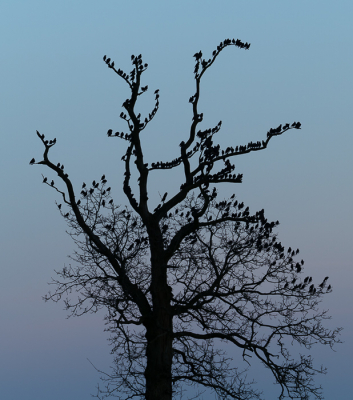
162;192;168;202
50;180;54;186
43;177;47;183
29;158;35;165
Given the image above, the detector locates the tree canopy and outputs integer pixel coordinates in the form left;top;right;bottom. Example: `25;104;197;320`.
31;38;341;400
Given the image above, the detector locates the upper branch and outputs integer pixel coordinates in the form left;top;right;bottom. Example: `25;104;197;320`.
103;54;161;220
31;131;151;317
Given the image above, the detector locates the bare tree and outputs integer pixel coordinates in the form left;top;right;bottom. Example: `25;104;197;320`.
31;38;340;400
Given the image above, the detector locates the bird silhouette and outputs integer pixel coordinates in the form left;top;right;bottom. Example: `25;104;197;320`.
30;158;35;165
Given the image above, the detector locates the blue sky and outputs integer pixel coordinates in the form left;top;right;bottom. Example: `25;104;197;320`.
0;1;352;399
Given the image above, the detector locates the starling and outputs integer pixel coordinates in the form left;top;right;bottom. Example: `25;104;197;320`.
30;158;35;165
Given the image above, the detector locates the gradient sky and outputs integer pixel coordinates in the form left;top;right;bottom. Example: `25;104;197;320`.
1;1;352;399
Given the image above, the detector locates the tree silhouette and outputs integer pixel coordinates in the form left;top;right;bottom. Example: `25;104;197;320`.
31;38;340;400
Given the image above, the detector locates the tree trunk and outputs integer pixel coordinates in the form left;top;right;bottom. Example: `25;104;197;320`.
144;267;173;398
144;221;174;400
144;316;173;400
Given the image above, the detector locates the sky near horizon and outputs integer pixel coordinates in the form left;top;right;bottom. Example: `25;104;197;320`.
0;1;352;399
